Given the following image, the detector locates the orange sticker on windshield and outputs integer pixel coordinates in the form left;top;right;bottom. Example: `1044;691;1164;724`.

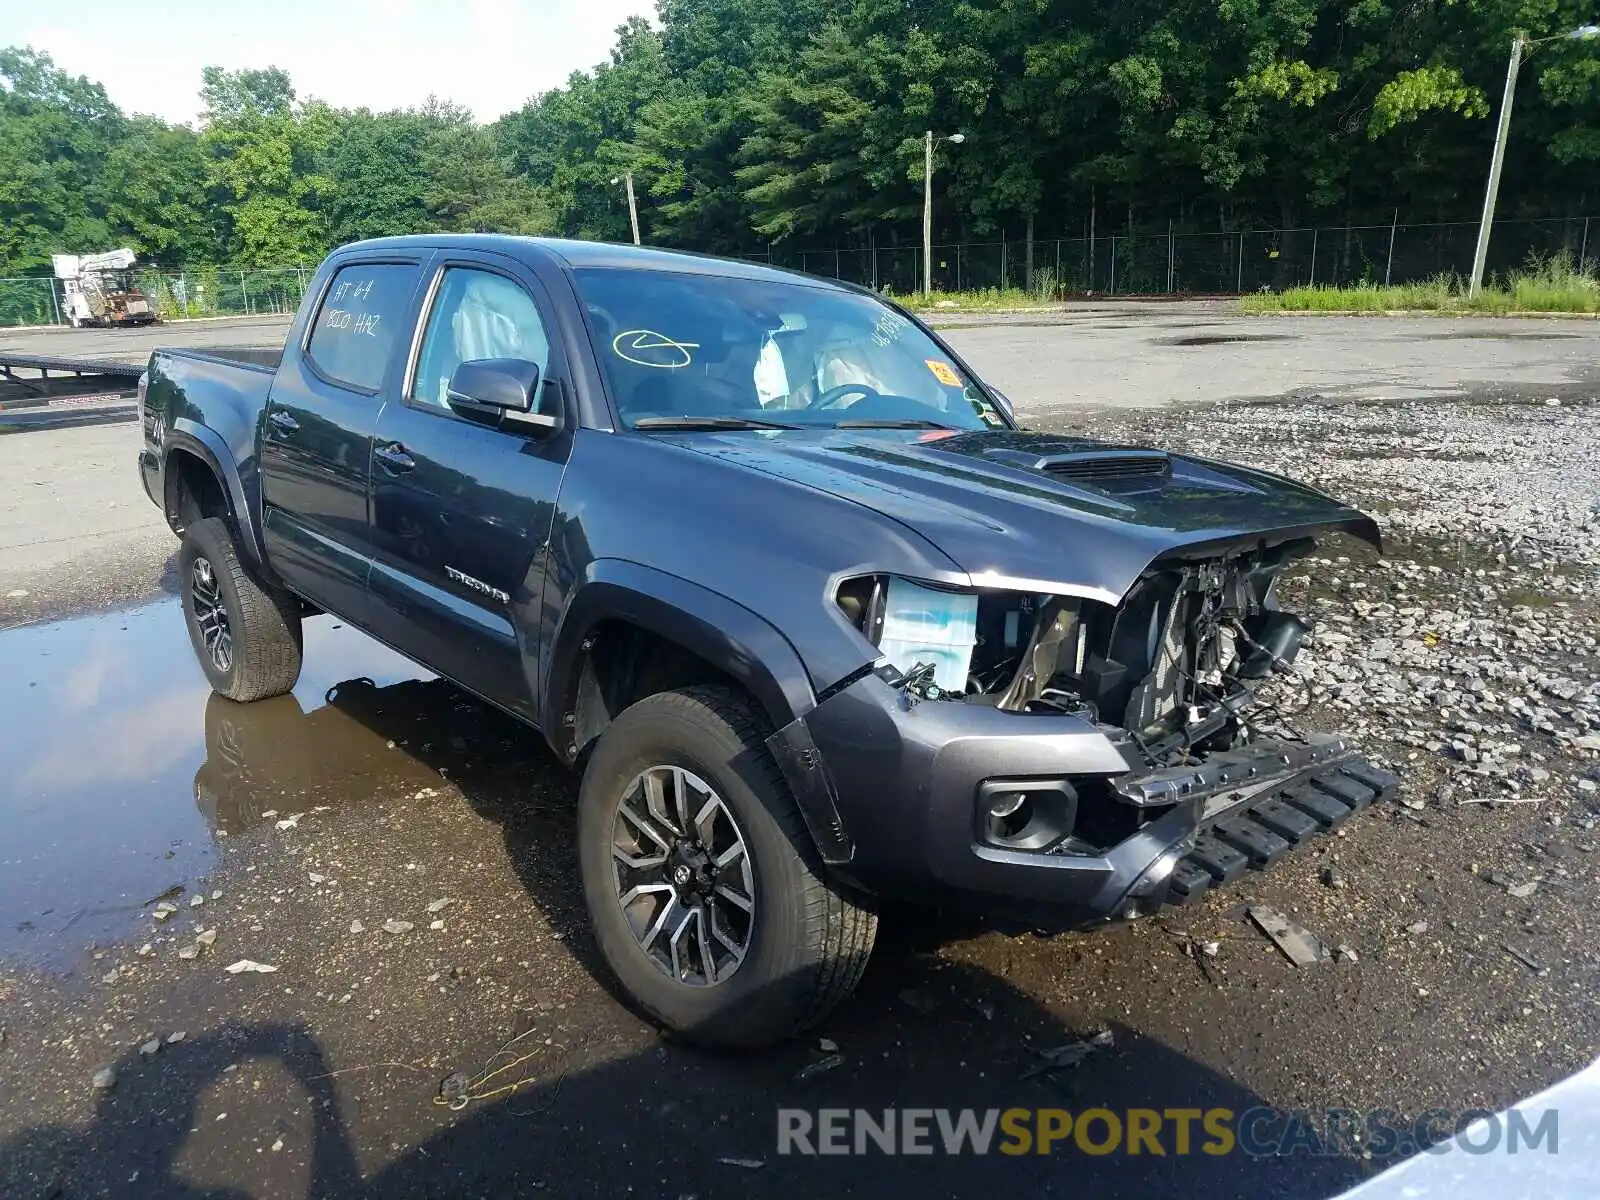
925;359;960;387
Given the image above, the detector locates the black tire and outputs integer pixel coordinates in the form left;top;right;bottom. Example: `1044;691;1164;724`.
578;685;876;1048
179;517;303;702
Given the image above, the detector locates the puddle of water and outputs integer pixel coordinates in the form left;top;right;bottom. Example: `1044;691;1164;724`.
0;601;435;969
1161;334;1294;347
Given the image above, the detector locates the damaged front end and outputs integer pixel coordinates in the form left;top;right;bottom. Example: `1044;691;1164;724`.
829;533;1398;916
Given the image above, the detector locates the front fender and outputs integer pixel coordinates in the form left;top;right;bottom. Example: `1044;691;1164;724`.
542;559;817;743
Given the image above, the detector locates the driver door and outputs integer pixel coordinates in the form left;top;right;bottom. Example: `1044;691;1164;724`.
365;256;571;719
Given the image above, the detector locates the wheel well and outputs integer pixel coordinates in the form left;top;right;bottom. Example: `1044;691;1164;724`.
164;449;231;536
565;620;746;763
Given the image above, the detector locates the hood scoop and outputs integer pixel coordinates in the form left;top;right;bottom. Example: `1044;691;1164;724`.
982;446;1173;487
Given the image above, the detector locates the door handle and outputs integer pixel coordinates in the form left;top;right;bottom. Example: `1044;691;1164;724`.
266;410;299;435
374;441;416;473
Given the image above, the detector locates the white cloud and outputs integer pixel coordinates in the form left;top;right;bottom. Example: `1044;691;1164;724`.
7;0;653;125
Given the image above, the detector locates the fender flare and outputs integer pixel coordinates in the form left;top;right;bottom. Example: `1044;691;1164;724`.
541;560;817;740
164;419;265;567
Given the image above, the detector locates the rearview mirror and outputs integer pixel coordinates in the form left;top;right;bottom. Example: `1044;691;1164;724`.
446;358;559;434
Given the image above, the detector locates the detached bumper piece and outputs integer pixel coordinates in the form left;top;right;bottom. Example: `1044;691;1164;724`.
1165;759;1398;905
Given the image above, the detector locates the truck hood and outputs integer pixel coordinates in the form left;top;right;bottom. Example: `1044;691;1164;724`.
674;428;1380;604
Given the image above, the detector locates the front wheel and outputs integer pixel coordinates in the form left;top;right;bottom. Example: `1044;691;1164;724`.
179;517;303;702
578;685;876;1048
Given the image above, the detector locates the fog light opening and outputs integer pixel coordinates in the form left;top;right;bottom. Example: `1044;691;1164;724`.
977;779;1079;851
987;790;1032;840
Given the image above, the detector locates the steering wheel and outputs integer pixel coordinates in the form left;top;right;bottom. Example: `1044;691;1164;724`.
807;382;880;411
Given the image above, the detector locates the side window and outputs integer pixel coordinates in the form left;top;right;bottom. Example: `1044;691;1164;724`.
411;268;551;411
305;263;419;393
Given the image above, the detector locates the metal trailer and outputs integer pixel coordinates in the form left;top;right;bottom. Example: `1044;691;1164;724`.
0;351;144;431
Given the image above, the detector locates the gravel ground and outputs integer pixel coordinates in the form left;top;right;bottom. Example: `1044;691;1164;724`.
1;318;1597;1197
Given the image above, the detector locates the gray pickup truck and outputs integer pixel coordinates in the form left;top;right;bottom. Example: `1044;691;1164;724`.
138;235;1394;1046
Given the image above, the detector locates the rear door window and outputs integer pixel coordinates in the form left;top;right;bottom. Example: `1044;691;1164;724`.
305;263;420;393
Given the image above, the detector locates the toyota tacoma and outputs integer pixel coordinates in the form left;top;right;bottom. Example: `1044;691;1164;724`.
137;235;1395;1046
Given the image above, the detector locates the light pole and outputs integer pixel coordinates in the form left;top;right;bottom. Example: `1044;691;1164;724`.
1469;24;1600;297
610;173;641;246
923;131;966;297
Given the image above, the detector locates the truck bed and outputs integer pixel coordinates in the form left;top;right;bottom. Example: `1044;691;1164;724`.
161;345;283;373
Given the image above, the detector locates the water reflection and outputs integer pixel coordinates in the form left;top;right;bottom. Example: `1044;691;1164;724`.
0;601;424;967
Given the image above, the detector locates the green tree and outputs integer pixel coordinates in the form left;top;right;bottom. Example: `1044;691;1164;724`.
0;47;122;271
102;118;220;264
421;100;553;234
321;107;435;244
199;66;335;265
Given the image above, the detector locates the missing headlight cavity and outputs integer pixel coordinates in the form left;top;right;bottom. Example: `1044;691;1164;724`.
836;537;1317;761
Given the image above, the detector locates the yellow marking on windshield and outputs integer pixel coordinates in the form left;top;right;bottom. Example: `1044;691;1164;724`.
613;329;700;369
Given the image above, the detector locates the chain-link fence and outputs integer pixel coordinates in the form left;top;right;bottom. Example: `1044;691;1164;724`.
750;214;1598;296
2;215;1595;327
0;266;316;329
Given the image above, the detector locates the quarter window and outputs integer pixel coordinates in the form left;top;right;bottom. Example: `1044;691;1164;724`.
411;268;551;411
305;263;419;393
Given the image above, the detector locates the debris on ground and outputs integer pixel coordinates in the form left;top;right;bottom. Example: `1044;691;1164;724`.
196;929;217;948
1507;881;1540;899
716;1158;766;1170
151;902;178;922
1502;943;1548;974
139;1038;160;1056
1022;1029;1113;1079
898;987;937;1015
1247;905;1329;967
794;1052;845;1082
382;920;414;935
223;959;279;975
275;814;301;831
91;1066;116;1090
426;898;453;913
1406;920;1429;935
349;920;365;934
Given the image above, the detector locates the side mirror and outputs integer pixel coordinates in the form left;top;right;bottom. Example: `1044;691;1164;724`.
446;358;559;434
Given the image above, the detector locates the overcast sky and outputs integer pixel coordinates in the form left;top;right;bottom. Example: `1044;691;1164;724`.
4;0;655;124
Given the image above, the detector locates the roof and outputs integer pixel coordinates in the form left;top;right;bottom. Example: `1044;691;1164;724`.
336;234;845;290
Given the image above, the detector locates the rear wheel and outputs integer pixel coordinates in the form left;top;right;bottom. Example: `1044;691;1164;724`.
578;685;876;1048
179;517;303;702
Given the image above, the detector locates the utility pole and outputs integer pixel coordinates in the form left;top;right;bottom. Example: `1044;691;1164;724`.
1469;36;1523;298
922;130;966;297
923;132;934;297
613;173;641;245
1470;25;1600;297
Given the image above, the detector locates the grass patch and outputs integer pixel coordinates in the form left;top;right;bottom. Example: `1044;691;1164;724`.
900;268;1066;313
1241;253;1600;315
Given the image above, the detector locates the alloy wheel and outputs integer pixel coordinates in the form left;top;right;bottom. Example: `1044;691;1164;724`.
190;555;233;674
610;764;756;986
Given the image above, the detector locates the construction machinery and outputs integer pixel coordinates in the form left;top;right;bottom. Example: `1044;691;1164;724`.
53;249;159;328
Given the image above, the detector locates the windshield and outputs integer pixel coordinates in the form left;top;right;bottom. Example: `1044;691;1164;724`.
573;267;1008;431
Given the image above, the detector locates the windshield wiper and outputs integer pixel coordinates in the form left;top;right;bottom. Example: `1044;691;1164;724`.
834;418;955;430
632;415;801;431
